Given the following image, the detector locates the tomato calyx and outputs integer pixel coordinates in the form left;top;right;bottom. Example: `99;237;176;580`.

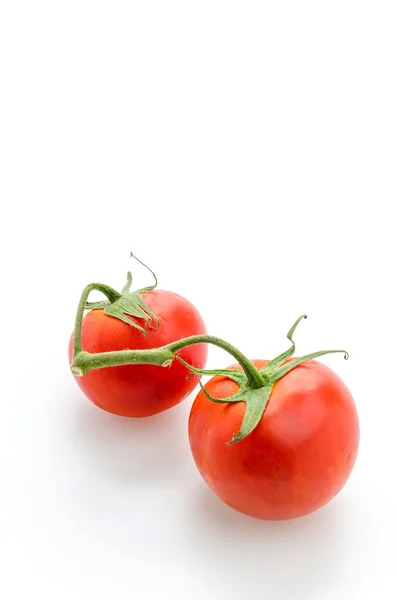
84;253;160;335
178;355;273;444
179;315;349;444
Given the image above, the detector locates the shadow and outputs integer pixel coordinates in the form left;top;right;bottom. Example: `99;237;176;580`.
182;483;351;600
65;392;192;486
61;389;353;600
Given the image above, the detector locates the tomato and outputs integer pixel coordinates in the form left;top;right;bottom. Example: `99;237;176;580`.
188;359;359;520
69;289;207;417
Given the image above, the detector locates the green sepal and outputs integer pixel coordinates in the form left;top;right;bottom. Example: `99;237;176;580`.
105;293;159;333
176;357;247;386
261;314;307;374
196;379;272;444
177;357;270;443
84;254;160;335
85;301;112;310
227;385;272;445
270;348;349;380
195;379;243;404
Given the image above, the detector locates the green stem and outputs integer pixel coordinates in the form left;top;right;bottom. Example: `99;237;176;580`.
72;283;121;357
71;347;176;375
71;334;264;387
71;283;264;389
170;336;264;388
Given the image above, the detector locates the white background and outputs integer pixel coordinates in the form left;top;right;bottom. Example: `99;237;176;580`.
1;1;396;599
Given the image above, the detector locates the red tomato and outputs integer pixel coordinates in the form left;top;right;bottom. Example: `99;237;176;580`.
189;359;359;520
69;290;207;417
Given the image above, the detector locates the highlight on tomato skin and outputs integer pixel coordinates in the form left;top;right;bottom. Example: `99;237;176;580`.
69;289;208;417
188;359;359;521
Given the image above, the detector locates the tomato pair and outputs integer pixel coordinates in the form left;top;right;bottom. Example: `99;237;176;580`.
69;259;359;520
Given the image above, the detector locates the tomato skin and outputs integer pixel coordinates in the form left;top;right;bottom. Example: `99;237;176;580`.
189;359;359;520
69;289;207;417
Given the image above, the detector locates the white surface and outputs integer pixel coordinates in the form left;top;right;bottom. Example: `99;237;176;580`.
1;1;396;598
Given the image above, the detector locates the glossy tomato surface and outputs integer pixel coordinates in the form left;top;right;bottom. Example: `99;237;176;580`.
69;289;207;417
189;359;359;520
